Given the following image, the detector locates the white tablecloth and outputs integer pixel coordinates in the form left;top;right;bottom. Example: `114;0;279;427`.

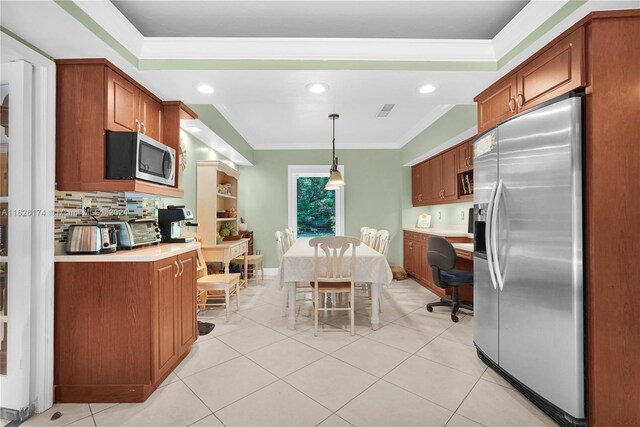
279;237;392;330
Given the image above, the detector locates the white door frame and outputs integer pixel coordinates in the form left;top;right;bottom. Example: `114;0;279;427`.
287;165;345;236
0;33;56;416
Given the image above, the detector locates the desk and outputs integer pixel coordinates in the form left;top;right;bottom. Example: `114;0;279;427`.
200;239;249;286
279;237;393;331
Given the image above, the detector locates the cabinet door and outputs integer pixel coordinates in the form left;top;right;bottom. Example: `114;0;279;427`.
177;251;197;353
441;149;458;201
420;160;432;205
412;239;425;282
411;165;423;206
139;91;163;142
418;240;432;285
151;256;178;384
516;27;584;112
106;68;139;132
430;156;443;202
456;143;470;173
466;139;474;170
476;73;517;133
403;237;413;275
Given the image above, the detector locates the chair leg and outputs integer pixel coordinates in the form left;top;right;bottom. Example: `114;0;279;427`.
314;288;319;337
451;287;460;323
261;261;264;281
281;286;289;315
225;287;230;321
236;281;240;311
349;292;354;336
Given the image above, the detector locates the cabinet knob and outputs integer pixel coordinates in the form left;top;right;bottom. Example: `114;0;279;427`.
135;119;140;132
508;97;516;113
174;260;179;278
516;92;524;109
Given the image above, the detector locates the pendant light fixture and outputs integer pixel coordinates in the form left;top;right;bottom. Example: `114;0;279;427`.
325;113;345;190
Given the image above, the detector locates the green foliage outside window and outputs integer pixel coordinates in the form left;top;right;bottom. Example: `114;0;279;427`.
297;177;335;236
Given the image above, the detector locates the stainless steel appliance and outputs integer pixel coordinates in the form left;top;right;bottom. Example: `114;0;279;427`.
473;95;584;426
100;219;161;249
66;224;118;254
158;206;198;243
106;131;176;186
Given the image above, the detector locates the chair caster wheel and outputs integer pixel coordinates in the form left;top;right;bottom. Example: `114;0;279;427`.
451;314;459;322
426;306;433;312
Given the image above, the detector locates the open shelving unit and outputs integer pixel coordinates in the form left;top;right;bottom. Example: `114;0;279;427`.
196;161;240;246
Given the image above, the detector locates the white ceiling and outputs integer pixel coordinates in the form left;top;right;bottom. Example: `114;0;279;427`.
2;0;637;157
110;1;529;39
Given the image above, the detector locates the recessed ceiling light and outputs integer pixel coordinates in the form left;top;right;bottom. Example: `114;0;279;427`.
197;84;214;94
306;83;329;94
187;126;201;132
418;84;436;94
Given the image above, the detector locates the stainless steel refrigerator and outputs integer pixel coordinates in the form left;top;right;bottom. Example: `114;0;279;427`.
473;95;585;426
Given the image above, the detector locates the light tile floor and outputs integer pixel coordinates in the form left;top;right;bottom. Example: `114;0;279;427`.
22;277;557;427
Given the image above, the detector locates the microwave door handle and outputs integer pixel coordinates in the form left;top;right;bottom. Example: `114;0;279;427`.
161;151;169;179
491;179;505;291
485;182;498;290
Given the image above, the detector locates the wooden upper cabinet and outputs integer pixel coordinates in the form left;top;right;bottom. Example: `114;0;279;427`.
106;68;139;132
139;91;163;142
456;138;474;173
411;165;423;206
441;149;458;201
475;27;585;133
429;156;443;202
475;73;517;133
516;27;585;111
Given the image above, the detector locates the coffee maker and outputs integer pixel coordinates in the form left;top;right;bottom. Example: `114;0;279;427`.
158;206;198;243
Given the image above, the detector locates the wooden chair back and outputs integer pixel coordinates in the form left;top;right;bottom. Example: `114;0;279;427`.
309;236;360;283
360;226;369;242
196;246;207;278
284;228;296;248
365;228;378;247
374;230;391;258
275;231;287;261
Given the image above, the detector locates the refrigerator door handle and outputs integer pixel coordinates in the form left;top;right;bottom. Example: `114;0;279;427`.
491;179;505;291
485;181;499;290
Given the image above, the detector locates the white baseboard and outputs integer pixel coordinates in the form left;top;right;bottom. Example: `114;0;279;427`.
263;267;279;277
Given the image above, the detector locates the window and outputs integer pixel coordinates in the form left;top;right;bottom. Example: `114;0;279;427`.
288;165;344;237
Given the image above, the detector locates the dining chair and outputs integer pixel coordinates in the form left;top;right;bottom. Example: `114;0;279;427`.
365;228;378;247
374;230;391;258
309;236;360;336
360;226;369;243
195;247;241;321
284;227;296;248
277;230;311;315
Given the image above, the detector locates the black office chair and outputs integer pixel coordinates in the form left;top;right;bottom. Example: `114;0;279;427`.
426;237;473;322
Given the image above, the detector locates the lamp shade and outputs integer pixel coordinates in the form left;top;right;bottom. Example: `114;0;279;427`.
325;169;344;190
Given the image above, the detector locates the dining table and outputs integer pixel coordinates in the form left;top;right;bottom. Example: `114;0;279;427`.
279;236;393;331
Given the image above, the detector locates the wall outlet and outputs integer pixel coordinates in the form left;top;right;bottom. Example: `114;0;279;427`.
81;197;92;215
438;211;442;220
461;210;465;220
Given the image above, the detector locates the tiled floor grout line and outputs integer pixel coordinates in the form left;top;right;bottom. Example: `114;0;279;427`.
177;376;220;427
446;369;489;427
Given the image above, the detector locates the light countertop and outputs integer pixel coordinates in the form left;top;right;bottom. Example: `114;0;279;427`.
55;242;201;263
452;243;474;253
403;226;470;238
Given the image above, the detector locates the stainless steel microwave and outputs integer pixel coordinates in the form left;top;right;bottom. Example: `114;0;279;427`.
106;131;176;186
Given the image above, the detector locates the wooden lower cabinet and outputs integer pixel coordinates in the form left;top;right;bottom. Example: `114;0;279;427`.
55;251;197;403
403;231;473;302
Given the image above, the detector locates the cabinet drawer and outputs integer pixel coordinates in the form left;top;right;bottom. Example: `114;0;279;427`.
229;241;246;259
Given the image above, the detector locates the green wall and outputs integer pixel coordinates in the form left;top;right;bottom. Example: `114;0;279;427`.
401;105;477;165
237;149;404;268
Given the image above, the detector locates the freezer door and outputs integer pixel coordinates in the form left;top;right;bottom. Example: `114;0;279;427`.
473;129;499;364
496;97;584;418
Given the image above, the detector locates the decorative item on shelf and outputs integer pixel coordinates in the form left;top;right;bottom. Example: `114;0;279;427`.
216;231;223;244
216;210;228;218
238;217;248;231
416;213;431;229
325;114;345;190
217;183;225;194
219;222;238;240
179;138;187;175
226;207;237;218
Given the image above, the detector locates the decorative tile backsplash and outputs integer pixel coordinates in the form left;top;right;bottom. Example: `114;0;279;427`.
54;191;157;248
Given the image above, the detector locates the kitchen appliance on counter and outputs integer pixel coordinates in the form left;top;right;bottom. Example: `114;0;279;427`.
158;206;198;243
100;219;161;249
473;94;584;425
106;131;176;186
66;224;118;254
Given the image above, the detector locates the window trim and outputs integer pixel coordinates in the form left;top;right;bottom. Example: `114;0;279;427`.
287;165;345;237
